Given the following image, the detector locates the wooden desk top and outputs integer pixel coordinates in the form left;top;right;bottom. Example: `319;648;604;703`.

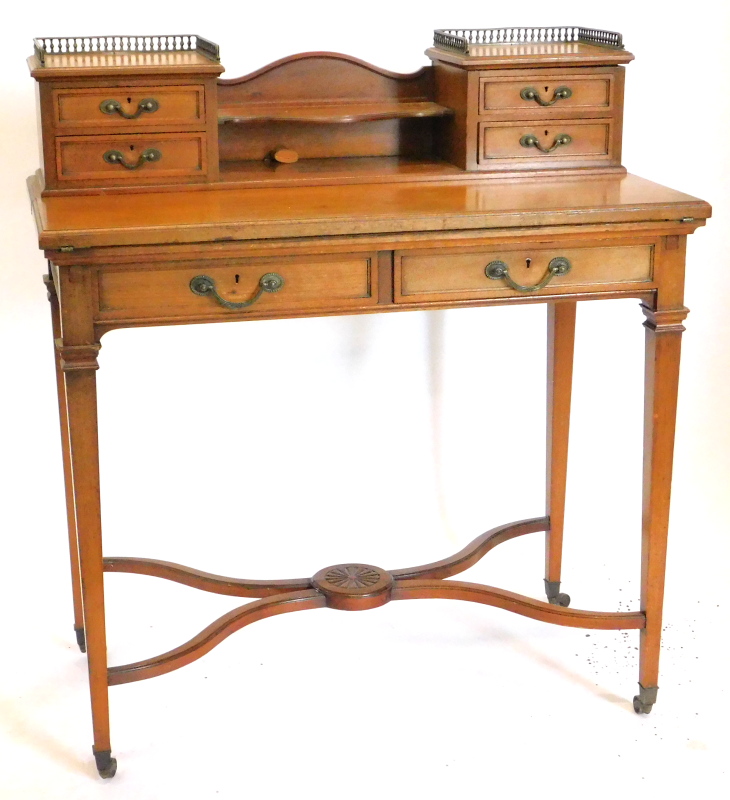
29;172;711;251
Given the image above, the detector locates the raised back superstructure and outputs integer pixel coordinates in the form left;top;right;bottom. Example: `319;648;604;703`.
29;28;633;194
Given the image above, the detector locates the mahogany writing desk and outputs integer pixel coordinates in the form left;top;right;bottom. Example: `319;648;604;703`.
27;31;711;778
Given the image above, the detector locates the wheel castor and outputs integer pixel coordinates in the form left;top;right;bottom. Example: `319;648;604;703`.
549;592;571;607
633;684;658;715
75;627;86;653
633;695;653;714
544;579;570;607
93;749;117;779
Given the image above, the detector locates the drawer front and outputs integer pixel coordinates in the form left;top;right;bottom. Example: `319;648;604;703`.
478;120;611;165
53;85;205;129
395;244;653;303
479;75;611;116
97;254;378;320
56;133;205;182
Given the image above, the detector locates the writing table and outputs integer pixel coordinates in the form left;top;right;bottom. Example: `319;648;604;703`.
26;31;712;777
30;171;711;776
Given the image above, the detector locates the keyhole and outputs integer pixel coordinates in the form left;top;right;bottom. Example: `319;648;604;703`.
526;258;532;269
129;145;135;151
127;97;132;104
544;86;549;92
234;274;240;283
544;130;549;136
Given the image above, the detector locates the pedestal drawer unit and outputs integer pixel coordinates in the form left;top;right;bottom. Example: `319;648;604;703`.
30;35;223;191
429;29;632;174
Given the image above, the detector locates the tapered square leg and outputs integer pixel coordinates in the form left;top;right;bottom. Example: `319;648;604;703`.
44;275;85;652
545;301;576;607
55;273;116;775
62;359;116;774
635;304;687;713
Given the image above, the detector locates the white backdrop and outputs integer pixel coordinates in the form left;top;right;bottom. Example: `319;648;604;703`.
1;3;728;798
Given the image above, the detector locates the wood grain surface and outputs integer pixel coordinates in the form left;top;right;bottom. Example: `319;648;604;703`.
30;173;710;249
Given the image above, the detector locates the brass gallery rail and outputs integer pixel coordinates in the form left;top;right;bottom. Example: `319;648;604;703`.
104;517;645;686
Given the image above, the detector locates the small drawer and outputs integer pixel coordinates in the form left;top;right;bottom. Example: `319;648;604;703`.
52;85;205;130
97;253;378;321
479;75;611;116
478;119;611;165
56;133;206;182
395;244;653;303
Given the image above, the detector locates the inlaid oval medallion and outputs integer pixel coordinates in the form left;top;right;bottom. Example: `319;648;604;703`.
324;565;381;589
312;563;393;611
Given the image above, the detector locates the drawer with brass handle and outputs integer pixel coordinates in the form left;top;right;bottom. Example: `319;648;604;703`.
477;119;613;168
394;243;654;303
55;133;206;183
96;253;379;322
479;74;613;117
51;85;206;130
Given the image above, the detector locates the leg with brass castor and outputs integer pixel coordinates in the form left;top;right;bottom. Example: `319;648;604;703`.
633;684;658;715
637;303;687;715
46;277;87;652
545;302;576;607
544;578;571;607
62;342;115;782
93;749;117;779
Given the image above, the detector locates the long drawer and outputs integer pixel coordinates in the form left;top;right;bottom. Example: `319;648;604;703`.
395;243;654;303
56;133;206;182
97;253;379;321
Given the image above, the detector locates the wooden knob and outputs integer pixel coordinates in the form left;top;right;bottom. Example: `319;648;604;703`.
269;148;299;164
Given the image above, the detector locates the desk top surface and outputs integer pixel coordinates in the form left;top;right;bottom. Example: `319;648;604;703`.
30;172;711;251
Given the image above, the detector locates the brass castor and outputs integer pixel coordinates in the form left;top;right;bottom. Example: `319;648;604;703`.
633;684;658;715
549;592;571;607
93;749;117;779
544;579;571;607
633;695;653;714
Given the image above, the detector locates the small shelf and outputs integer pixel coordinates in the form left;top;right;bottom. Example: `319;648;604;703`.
218;101;453;124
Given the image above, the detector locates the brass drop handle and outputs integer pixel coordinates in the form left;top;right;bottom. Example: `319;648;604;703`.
520;86;572;106
520;133;572;153
485;257;571;293
99;98;160;119
189;273;285;310
103;148;162;170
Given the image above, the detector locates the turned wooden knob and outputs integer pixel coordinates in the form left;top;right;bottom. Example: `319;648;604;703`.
269;148;299;164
